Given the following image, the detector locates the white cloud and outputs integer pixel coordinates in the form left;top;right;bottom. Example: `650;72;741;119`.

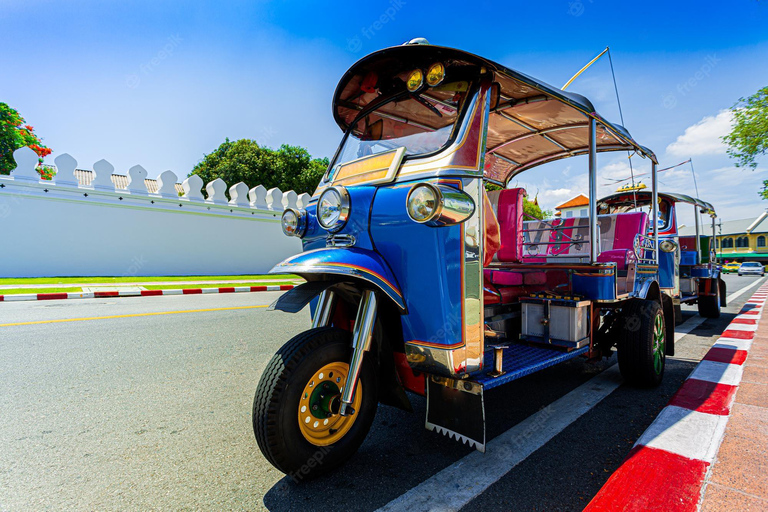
666;110;733;156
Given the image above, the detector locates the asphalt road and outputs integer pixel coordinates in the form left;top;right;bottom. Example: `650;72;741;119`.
0;274;763;511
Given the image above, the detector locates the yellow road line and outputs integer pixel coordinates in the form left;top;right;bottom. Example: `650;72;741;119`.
0;305;268;327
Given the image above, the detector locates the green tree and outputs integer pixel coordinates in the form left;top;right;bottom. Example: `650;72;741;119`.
484;182;552;219
189;138;328;196
1;103;52;176
523;198;553;220
722;86;768;198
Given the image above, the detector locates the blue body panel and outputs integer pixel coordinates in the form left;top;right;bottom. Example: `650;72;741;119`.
691;266;712;278
369;181;465;348
572;273;616;301
659;250;676;289
680;251;698;266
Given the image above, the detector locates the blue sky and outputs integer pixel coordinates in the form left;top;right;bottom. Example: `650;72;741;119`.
2;0;767;224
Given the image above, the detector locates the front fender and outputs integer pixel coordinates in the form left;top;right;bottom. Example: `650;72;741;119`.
270;248;406;311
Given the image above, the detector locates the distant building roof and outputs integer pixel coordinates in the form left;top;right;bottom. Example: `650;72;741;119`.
555;194;589;210
73;169;185;195
679;212;768;236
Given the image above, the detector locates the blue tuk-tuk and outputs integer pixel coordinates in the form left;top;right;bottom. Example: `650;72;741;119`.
253;40;672;478
598;191;726;320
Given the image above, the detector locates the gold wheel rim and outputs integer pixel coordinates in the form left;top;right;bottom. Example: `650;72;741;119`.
297;361;362;446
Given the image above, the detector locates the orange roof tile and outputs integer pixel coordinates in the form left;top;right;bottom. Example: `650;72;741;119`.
555;194;589;210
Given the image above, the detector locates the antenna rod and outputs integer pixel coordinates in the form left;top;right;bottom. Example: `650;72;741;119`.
562;47;609;90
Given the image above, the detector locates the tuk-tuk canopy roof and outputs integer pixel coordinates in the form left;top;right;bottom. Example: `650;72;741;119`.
599;190;717;216
333;43;657;185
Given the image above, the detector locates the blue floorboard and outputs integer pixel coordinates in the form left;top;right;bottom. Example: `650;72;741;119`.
475;344;590;390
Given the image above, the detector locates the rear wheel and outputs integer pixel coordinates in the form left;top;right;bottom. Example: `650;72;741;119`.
698;280;721;318
253;327;378;480
618;299;666;387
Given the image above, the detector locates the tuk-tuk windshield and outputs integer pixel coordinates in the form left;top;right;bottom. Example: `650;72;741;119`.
331;81;472;169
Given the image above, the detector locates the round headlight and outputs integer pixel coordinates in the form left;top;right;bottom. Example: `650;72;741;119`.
317;186;350;232
281;208;307;237
660;240;678;253
407;184;440;222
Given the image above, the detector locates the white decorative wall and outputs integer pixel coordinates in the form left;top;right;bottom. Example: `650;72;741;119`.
0;147;312;277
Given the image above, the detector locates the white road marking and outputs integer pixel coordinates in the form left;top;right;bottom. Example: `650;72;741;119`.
725;278;765;303
727;276;768;302
377;365;624;512
378;277;764;512
635;405;729;463
674;315;707;342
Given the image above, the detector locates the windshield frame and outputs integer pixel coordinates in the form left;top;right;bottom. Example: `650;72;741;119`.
324;80;479;182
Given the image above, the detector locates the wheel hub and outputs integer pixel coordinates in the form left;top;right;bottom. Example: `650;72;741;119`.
652;312;666;374
298;361;362;446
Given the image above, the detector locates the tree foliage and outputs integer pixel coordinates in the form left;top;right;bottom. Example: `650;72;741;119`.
484;181;552;219
0;102;52;176
722;86;768;198
189;138;329;196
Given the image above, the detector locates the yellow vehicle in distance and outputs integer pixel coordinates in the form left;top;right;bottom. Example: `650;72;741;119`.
721;262;740;274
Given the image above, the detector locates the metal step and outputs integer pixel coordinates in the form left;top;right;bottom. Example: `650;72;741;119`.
475;344;589;390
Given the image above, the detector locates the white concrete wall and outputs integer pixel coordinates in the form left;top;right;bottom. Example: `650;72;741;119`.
0;147;311;277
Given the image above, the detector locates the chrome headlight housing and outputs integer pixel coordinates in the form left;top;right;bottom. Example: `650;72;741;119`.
317;186;350;232
659;240;678;253
281;208;307;237
406;182;475;227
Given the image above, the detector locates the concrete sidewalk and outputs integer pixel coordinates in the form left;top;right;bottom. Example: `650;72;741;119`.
0;278;302;290
700;312;768;511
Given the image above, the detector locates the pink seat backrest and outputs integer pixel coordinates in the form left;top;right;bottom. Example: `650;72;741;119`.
598;212;648;252
486;188;526;262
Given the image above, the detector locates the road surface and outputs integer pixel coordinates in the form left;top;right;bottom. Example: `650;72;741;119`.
0;274;762;511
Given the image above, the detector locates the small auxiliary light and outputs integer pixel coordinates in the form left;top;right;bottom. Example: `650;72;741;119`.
426;62;445;86
406;69;424;92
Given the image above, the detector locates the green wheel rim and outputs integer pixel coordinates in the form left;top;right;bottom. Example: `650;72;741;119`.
653;312;665;374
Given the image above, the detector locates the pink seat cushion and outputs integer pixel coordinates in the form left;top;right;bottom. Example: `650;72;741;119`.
486;188;526;262
487;270;547;286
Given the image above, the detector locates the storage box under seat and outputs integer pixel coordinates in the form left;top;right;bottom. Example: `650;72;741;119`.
520;296;590;349
680;277;696;295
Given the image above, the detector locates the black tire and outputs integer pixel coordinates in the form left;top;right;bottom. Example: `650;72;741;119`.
618;299;666;387
698;281;721;318
253;327;378;480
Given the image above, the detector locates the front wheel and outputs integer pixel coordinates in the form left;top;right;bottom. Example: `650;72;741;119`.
253;327;378;480
618;299;666;387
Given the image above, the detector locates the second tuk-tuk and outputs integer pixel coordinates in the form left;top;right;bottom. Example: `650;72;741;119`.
598;191;726;320
253;40;678;479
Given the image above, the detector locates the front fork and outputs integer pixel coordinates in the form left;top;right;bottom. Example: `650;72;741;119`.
313;289;378;416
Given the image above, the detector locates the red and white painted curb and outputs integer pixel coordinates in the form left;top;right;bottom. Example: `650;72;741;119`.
584;284;768;512
0;284;295;302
